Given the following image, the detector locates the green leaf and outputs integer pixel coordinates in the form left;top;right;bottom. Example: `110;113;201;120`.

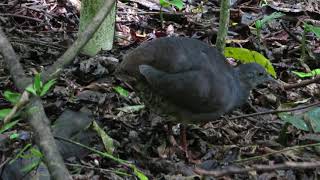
3;91;21;105
306;108;320;133
257;12;285;29
30;147;43;158
292;69;320;78
10;143;32;164
255;20;262;29
133;167;148;180
0;108;12;120
304;23;320;38
9;133;19;140
224;47;277;77
92;121;115;154
33;73;42;94
26;85;38;96
159;0;170;7
21;159;41;173
278;112;309;131
116;105;145;113
114;86;129;97
0;119;20;133
40;79;56;96
159;0;184;10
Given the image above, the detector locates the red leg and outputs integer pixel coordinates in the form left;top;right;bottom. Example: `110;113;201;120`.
180;124;188;157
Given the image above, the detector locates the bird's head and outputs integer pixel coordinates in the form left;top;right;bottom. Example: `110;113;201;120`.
237;63;276;89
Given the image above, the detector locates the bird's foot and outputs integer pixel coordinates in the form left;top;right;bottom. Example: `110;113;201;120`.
165;124;201;163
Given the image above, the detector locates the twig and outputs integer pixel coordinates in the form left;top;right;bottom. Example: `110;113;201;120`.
228;101;320;120
283;75;320;90
233;142;320;163
195;161;320;177
55;136;129;165
10;38;66;51
65;163;131;176
0;158;12;169
0;13;43;22
0;32;31;90
281;22;301;43
117;11;196;15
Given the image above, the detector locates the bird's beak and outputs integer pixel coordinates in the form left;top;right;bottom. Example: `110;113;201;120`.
266;75;277;83
265;75;283;88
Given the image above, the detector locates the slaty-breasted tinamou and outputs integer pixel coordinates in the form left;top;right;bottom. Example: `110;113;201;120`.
117;37;274;124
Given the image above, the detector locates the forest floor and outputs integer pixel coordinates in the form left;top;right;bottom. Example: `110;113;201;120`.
1;0;320;179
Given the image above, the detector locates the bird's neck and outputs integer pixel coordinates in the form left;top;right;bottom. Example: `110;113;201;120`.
232;68;251;108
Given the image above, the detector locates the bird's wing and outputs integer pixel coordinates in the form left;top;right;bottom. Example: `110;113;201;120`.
139;64;224;113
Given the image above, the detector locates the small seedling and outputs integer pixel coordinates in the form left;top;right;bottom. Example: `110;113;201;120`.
114;86;129;97
300;23;320;62
26;73;56;97
304;23;320;38
0;109;12;120
255;12;284;31
159;0;184;10
0;119;20;133
278;106;320;145
3;91;21;105
10;144;43;173
159;0;184;27
255;12;284;46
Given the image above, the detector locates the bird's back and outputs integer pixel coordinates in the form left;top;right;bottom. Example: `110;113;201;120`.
119;37;233;77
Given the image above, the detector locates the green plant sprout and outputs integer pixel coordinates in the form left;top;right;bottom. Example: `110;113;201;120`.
159;0;184;27
10;144;43;173
278;106;320;145
300;23;320;63
0;74;56;133
26;73;56;97
255;12;284;48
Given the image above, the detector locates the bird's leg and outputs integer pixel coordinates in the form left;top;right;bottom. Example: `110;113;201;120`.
164;123;182;157
165;123;199;163
165;124;179;148
179;124;200;163
179;124;188;157
165;124;190;158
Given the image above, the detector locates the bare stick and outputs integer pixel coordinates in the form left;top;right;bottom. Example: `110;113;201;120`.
195;161;320;177
283;76;320;90
229;101;320;120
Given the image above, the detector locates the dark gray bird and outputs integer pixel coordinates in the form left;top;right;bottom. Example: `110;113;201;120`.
117;37;274;124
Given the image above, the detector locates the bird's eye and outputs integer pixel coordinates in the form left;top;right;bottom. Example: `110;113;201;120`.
258;72;264;76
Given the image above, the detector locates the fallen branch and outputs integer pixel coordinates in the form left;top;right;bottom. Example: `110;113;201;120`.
233;142;320;164
229;101;320;120
195;161;320;177
283;75;320;90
